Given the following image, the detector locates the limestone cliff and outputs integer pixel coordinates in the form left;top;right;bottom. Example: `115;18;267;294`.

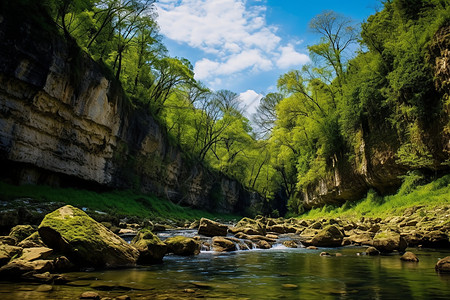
301;25;450;209
0;14;259;213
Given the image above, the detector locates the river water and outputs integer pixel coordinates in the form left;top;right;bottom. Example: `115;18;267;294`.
0;233;449;299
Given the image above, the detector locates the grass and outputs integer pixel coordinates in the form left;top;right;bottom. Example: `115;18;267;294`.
299;174;450;220
0;181;241;222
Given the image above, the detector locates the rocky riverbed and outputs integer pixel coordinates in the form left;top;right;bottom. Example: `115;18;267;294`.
1;204;450;299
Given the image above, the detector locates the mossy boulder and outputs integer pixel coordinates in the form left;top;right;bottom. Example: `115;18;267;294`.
198;218;228;237
373;231;407;253
165;236;200;256
310;225;344;247
212;237;236;252
9;225;36;243
38;205;139;268
131;228;167;264
232;217;266;235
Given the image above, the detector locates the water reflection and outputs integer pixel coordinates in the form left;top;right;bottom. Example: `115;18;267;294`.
0;247;449;299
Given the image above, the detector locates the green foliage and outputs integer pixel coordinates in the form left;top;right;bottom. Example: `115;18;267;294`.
300;174;450;219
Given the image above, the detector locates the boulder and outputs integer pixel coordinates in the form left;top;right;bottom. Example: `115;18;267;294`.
435;256;450;273
38;205;139;268
234;217;266;235
256;240;271;249
9;225;36;243
17;232;46;248
373;231;407;253
198;218;228;237
0;236;17;246
400;251;419;262
131;228;167;264
17;247;53;262
347;232;374;246
422;230;450;248
0;259;53;279
282;240;299;248
365;247;380;256
310;225;344;247
212;237;236;252
165;236;200;256
0;244;22;266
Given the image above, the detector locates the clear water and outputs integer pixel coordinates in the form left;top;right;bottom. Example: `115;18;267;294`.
1;246;449;299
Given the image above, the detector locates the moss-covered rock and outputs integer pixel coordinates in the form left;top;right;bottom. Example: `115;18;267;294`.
9;225;36;243
212;237;236;252
131;228;167;264
198;218;228;237
373;231;407;253
38;205;139;268
165;236;200;256
17;232;46;248
310;225;344;247
234;217;266;235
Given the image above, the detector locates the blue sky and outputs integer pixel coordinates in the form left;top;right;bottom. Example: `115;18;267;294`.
155;0;382;116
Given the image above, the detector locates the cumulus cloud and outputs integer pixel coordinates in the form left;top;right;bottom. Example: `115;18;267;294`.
156;0;309;88
276;44;310;69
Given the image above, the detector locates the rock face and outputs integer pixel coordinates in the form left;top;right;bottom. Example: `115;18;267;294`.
38;205;139;268
130;229;167;264
298;25;450;209
0;13;260;214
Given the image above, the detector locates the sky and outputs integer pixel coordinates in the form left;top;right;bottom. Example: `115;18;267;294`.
155;0;382;117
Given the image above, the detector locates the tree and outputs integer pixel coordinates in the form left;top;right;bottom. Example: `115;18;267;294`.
253;93;283;138
308;10;357;92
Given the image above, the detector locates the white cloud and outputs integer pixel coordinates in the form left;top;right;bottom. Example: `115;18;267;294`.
156;0;309;86
276;44;311;69
239;90;263;116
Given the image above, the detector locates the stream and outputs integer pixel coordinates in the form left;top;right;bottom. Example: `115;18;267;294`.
0;230;449;299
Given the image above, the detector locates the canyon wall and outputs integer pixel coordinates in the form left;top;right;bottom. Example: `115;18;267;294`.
0;14;259;214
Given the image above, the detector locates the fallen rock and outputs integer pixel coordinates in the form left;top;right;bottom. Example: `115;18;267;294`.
373;231;407;253
310;225;344;247
17;247;53;262
347;232;374;246
38;205;139;268
400;251;419;262
282;240;298;248
9;225;36;243
435;256;450;273
0;244;22;267
232;217;266;235
80;291;100;299
131;229;167;264
212;237;236;252
0;259;53;279
165;236;200;256
365;247;380;256
256;240;271;249
198;218;228;237
17;232;46;248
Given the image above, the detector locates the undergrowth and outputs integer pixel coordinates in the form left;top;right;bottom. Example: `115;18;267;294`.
300;174;450;219
0;182;240;222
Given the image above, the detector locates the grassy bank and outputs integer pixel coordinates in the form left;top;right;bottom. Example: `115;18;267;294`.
299;174;450;220
0;181;241;222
